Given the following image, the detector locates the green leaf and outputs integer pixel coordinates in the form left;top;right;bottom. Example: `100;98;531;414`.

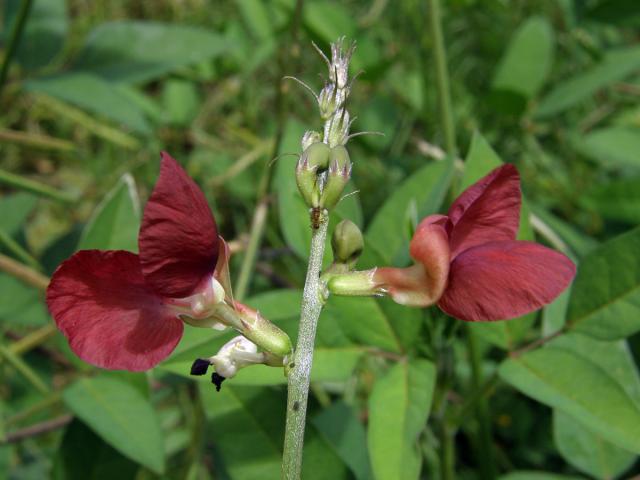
312;402;373;480
0;274;48;327
566;226;640;340
0;193;38;235
581;175;640;223
200;384;349;479
324;296;403;353
573;127;640;169
73;21;229;84
553;410;636;480
536;46;640;117
368;359;436;480
236;0;275;40
499;473;585;480
499;343;640;453
62;376;165;474
303;1;356;44
3;0;68;71
586;0;640;27
26;74;151;134
491;17;554;111
52;420;139;480
161;79;200;127
362;158;454;268
275;121;362;259
462;133;536;349
78;174;140;251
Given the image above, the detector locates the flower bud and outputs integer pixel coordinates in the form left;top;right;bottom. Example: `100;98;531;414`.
331;219;363;267
234;303;293;357
329;39;355;90
326;109;351;147
296;142;331;207
318;83;343;120
320;145;351;210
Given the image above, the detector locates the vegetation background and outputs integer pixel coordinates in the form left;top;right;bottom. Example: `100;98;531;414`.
1;0;640;479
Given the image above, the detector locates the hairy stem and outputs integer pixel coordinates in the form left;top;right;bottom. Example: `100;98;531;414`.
282;215;329;479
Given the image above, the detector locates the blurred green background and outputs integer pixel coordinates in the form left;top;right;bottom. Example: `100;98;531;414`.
1;0;640;479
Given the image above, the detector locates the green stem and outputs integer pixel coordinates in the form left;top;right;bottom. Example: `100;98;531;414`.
0;253;49;291
234;198;269;301
466;327;497;480
0;168;76;203
9;324;57;356
0;345;49;394
0;228;41;270
441;423;456;480
427;0;456;155
234;0;304;300
282;215;329;479
0;0;33;96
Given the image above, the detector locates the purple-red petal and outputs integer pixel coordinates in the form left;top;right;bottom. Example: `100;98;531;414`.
447;164;522;259
46;250;183;371
437;241;576;322
139;152;219;298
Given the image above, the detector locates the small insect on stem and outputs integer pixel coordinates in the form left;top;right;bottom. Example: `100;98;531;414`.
310;207;322;230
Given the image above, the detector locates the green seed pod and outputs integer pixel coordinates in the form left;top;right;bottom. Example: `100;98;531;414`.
331;219;364;267
320;145;351;210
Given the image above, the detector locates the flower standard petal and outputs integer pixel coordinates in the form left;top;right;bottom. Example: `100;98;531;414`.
447;164;522;259
139;152;219;298
46;250;184;371
437;241;576;322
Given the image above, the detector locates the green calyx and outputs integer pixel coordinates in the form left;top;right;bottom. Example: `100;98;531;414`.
320;145;351;210
331;219;363;268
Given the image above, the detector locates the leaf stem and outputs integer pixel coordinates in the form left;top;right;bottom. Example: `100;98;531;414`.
0;344;50;394
282;215;329;479
466;327;497;479
427;0;456;155
0;0;33;96
0;168;76;203
0;253;49;291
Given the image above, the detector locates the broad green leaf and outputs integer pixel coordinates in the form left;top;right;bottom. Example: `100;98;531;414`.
362;158;454;268
78;174;140;251
499;345;640;453
368;359;436;480
581;175;640;223
573;127;640;169
303;1;356;43
324;296;402;353
554;410;636;480
200;384;349;479
566;226;640;340
530;206;598;258
462;133;536;349
73;21;229;83
491;17;554;110
62;376;165;473
27;74;151;134
52;420;139;480
275;121;362;259
0;193;38;235
161;79;200;127
3;0;67;71
0;274;48;326
236;0;274;40
536;46;640;117
499;473;584;480
312;402;373;480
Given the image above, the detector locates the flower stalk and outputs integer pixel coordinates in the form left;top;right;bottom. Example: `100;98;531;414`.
282;215;329;479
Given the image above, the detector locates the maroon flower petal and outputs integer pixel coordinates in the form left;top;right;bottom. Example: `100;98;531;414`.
438;241;576;322
46;250;183;371
447;164;521;259
409;214;451;301
139;152;219;298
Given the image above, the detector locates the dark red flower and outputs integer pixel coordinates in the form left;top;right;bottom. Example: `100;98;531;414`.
374;164;576;321
47;153;224;371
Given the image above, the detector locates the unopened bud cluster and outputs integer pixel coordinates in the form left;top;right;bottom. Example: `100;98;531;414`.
294;38;357;213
